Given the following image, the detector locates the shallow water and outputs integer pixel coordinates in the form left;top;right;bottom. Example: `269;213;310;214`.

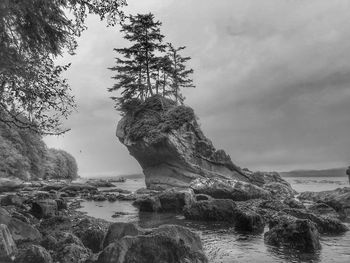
78;176;350;263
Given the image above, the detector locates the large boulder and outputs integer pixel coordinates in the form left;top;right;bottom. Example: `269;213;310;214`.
190;177;271;201
116;96;250;190
184;199;237;222
133;196;162;212
264;215;321;251
0;207;42;244
103;222;142;249
14;245;52;263
184;199;265;232
299;187;350;218
133;188;195;213
283;208;348;234
262;182;296;200
30;199;58;219
73;218;105;253
0;224;17;262
97;224;208;263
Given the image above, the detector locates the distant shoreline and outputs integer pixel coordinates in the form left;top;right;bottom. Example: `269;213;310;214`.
280;168;347;178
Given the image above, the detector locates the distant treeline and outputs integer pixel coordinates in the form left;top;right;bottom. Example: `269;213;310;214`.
280;168;347;178
0;120;78;180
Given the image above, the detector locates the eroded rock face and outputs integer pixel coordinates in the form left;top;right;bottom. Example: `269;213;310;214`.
190;178;271;201
116;96;249;190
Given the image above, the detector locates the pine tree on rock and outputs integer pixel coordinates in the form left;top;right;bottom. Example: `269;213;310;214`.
109;13;166;108
109;13;195;111
166;43;195;104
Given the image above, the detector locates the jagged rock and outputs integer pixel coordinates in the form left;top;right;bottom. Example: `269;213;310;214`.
116;96;249;190
97;224;208;263
87;179;115;188
158;188;195;212
92;194;107;201
0;224;17;262
0;178;24;193
133;196;162;212
264;215;321;251
133;188;195;213
107;194;118;202
39;216;72;235
190;177;271;201
247;171;292;187
184;199;237;222
184;199;265;232
263;182;296;200
30;199;58;219
233;203;265;232
39;182;67;192
307;202;340;219
60;184;97;193
103;222;142;249
0;194;24;207
15;244;52;263
299;187;350;218
283;198;305;209
54;243;91;263
55;198;67;210
0;207;42;244
73;218;105;253
283;208;348;234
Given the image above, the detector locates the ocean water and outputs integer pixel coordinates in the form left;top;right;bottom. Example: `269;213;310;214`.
78;176;350;263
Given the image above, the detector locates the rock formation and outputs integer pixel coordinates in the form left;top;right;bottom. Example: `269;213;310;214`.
116;96;252;189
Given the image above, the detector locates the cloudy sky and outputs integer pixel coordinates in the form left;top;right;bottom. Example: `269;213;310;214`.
45;0;350;177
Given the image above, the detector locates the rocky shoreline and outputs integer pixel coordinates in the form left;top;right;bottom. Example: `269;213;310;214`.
1;176;349;263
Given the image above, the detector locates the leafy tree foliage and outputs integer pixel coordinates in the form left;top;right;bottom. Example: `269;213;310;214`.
0;114;78;180
0;0;126;134
45;148;78;180
109;13;195;111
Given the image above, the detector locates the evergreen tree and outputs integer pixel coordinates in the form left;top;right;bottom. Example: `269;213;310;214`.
166;43;195;104
109;13;195;110
109;13;166;106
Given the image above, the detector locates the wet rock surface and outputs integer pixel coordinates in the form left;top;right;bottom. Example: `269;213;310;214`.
97;224;208;263
190;177;271;201
299;187;350;219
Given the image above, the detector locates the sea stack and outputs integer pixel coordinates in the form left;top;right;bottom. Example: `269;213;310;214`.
116;96;250;190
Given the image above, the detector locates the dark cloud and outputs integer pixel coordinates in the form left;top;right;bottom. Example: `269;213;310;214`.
45;0;350;176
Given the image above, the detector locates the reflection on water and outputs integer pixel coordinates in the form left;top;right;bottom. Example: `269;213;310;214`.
78;177;350;263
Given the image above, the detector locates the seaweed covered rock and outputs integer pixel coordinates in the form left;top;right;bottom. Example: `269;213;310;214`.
97;224;207;263
299;187;350;219
183;199;265;232
116;96;249;190
15;245;53;263
264;215;321;251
